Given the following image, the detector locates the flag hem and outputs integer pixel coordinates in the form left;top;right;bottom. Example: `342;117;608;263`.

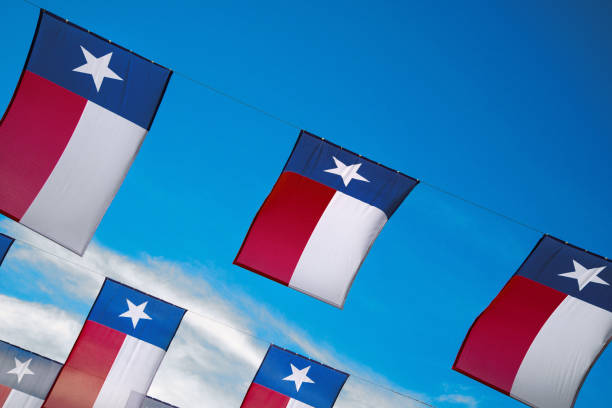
294;130;419;185
0;338;62;367
39;10;173;131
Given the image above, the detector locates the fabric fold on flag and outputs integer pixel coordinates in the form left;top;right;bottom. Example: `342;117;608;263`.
453;235;612;408
241;345;349;408
234;130;418;308
0;10;172;255
0;234;14;267
0;340;62;408
43;279;185;408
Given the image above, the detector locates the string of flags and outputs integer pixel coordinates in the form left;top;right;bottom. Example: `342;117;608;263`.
0;232;434;408
0;339;178;408
0;5;609;408
0;246;357;408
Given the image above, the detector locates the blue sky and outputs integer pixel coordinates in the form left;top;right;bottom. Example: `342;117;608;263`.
1;1;611;407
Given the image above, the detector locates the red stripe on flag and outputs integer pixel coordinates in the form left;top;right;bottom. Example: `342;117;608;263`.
0;70;87;220
235;171;336;285
241;383;290;408
0;384;11;406
453;276;566;394
43;320;125;408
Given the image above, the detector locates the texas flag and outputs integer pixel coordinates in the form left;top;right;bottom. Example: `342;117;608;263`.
125;392;180;408
0;10;172;255
241;345;348;408
454;235;612;408
0;234;14;267
140;396;179;408
234;131;418;307
0;340;62;408
43;279;185;408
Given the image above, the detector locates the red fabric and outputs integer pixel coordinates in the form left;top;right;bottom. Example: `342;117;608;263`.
453;276;566;394
0;70;86;220
43;321;125;408
241;383;290;408
234;171;335;285
0;384;11;406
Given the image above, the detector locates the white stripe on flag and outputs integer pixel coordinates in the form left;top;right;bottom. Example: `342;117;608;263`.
21;101;147;254
289;191;387;308
93;335;165;408
510;296;612;408
3;389;44;408
287;399;314;408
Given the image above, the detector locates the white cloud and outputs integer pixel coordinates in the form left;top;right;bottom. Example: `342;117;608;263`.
437;394;478;408
0;220;432;408
0;295;81;362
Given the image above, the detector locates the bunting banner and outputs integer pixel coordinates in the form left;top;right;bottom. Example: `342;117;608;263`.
141;396;179;408
0;10;172;255
126;392;181;408
0;340;62;408
241;345;349;408
43;279;185;408
454;235;612;408
0;234;14;267
234;130;418;307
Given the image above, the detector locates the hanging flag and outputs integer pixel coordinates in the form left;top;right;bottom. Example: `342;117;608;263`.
0;234;14;267
140;396;179;408
454;235;612;408
125;392;179;408
0;340;62;408
0;339;177;408
0;10;172;255
242;345;348;408
234;130;418;307
43;279;185;408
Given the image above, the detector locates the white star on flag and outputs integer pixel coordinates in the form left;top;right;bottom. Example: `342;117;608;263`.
283;363;315;392
558;259;609;291
73;45;123;92
324;156;369;187
6;357;34;384
119;299;152;328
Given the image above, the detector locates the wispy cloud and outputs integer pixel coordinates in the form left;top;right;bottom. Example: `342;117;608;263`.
0;220;432;407
437;394;478;408
0;294;82;362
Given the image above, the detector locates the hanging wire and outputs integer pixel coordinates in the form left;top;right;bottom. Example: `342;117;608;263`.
6;0;560;405
418;181;546;235
6;234;435;407
17;0;546;239
19;0;43;9
173;71;303;130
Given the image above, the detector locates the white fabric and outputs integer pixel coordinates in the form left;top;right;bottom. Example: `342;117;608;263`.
21;101;147;254
287;398;314;408
289;191;387;308
510;296;612;408
93;335;165;408
3;389;43;408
